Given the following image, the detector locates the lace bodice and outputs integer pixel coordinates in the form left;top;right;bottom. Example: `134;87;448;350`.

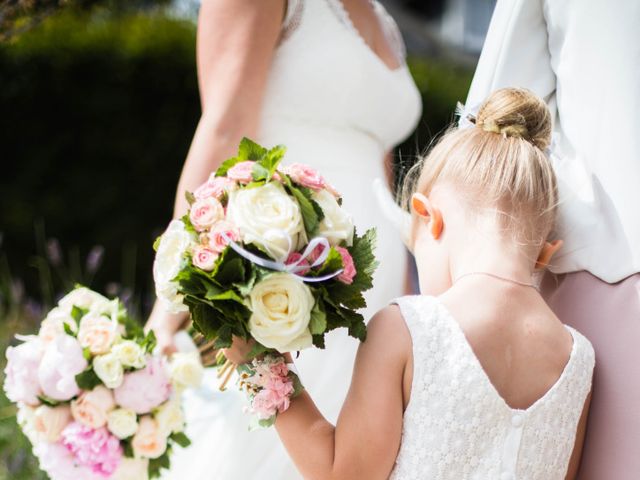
391;296;594;480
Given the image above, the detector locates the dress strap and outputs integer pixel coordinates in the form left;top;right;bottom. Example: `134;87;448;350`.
281;0;305;42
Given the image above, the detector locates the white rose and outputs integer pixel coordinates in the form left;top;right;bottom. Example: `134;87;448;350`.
226;182;306;260
33;404;72;442
112;340;146;369
313;189;355;246
38;307;76;343
107;408;138;439
113;458;149;480
153;220;196;314
248;273;314;352
155;397;185;435
58;287;112;315
93;353;124;388
169;352;204;390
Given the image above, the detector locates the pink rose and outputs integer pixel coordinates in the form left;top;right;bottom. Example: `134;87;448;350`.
335;247;357;284
308;244;327;264
226;161;256;183
38;335;88;401
193;176;236;200
281;163;326;190
3;337;44;405
61;422;123;476
131;416;167;459
208;221;240;254
33;441;104;480
285;252;310;275
114;356;171;414
189;197;225;232
71;386;116;429
77;313;118;355
34;404;72;442
191;244;218;271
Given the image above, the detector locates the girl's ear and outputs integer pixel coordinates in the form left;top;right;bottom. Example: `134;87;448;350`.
535;239;563;269
411;193;443;239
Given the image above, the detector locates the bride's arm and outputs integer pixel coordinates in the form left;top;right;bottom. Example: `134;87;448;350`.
275;306;411;480
147;0;286;349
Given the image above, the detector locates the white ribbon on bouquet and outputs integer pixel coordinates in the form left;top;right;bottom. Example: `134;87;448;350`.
221;231;344;283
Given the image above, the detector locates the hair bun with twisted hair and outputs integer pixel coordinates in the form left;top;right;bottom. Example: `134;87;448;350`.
475;87;552;150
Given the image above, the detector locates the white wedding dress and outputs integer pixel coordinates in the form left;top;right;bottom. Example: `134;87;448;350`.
164;2;421;478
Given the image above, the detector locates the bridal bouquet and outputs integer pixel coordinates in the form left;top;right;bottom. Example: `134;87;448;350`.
3;287;203;480
153;138;376;354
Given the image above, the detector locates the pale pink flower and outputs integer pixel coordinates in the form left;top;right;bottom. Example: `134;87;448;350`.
71;386;116;429
114;356;171;414
34;404;72;442
131;416;167;459
269;361;289;378
77;313;118;355
38;335;88;401
251;377;294;420
3;337;44;405
226;161;256;183
308;244;327;265
191;244;218;271
281;163;326;191
335;247;357;284
208;221;240;254
285;252;310;275
61;422;123;477
193;176;236;200
189;197;225;232
33;441;104;480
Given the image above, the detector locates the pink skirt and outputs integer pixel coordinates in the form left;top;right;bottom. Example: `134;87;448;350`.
541;271;640;479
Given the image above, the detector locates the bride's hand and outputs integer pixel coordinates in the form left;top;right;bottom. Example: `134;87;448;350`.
223;336;256;365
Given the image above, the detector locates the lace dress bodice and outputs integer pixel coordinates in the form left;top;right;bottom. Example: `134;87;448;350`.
391;296;594;480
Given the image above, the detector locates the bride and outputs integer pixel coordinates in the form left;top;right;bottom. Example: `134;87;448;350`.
149;1;421;478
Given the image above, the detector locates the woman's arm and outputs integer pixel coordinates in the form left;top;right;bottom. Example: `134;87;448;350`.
565;391;592;480
275;306;411;480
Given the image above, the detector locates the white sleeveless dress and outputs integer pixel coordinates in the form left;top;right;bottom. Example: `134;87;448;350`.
391;296;595;480
164;2;421;479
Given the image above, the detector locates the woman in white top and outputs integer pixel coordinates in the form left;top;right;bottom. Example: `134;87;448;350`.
148;1;421;478
466;1;640;477
228;88;594;479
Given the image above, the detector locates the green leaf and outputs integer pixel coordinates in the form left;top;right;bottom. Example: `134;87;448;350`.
215;155;243;177
251;162;271;182
82;347;92;361
153;235;162;252
247;341;271;359
179;214;198;236
63;322;76;337
148;450;171;478
184;190;196;206
37;395;61;407
237;137;267;161
122;439;134;458
291;372;305;396
309;299;327;335
312;333;326;349
258;416;277;428
255;144;286;181
70;305;87;323
141;329;157;353
318;247;344;276
169;431;191;448
75;368;102;390
289;186;320;236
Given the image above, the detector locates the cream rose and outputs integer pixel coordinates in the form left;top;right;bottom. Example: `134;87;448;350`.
132;416;167;459
77;313;118;355
38;307;76;343
153;220;196;314
248;273;314;352
169;352;204;390
111;340;146;369
313;189;355;246
107;408;138;439
58;287;112;314
155;397;185;435
70;385;115;428
113;458;149;480
33;405;72;442
93;353;124;388
226;182;306;260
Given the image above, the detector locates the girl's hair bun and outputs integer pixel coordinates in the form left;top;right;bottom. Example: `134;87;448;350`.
475;88;552;150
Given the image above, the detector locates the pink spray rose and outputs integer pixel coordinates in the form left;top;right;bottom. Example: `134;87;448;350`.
226;161;256;183
114;356;171;414
285;252;310;275
191;244;218;271
38;334;88;401
281;163;326;190
71;385;116;429
251;377;294;420
335;247;357;285
189;197;225;232
3;337;44;405
193;176;236;200
61;422;123;477
208;221;240;254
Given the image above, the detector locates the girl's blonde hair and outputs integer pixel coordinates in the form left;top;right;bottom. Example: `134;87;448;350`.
402;87;558;248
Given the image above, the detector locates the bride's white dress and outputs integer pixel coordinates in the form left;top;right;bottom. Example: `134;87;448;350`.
164;1;421;478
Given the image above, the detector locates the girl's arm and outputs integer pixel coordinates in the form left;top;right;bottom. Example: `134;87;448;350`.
276;305;412;480
565;391;592;480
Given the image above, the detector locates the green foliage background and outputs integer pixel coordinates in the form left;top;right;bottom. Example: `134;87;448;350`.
0;9;472;479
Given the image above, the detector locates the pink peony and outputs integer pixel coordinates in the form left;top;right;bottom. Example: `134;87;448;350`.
208;221;240;254
281;163;326;191
193;176;236;200
61;422;123;477
285;252;310;275
4;337;44;405
191;244;218;271
33;441;104;480
335;247;357;285
38;335;88;401
226;161;255;184
189;197;225;232
114;356;171;414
